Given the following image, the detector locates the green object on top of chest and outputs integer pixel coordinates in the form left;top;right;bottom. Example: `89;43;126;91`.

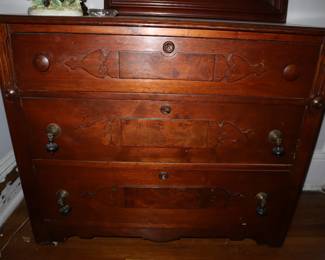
29;0;83;16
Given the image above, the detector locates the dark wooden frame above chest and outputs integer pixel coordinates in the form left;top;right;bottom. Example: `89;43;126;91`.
105;0;288;22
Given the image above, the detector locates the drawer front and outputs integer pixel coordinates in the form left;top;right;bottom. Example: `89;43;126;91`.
12;34;319;98
34;161;292;237
23;98;303;164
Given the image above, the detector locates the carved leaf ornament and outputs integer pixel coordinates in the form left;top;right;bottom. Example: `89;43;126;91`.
65;49;265;82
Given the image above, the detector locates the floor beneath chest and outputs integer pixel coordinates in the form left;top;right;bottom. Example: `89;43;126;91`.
1;192;325;260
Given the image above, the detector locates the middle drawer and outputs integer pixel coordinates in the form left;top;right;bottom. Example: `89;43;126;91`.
23;97;304;164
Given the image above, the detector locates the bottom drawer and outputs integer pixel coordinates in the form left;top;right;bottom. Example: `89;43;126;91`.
33;160;294;242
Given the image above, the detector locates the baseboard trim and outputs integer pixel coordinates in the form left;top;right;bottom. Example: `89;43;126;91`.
303;151;325;191
0;151;16;183
0;183;24;228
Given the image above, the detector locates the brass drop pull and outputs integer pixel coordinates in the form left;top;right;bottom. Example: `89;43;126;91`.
159;171;169;181
46;123;61;153
256;192;268;216
163;41;175;54
56;190;71;216
268;129;285;158
311;96;324;109
160;105;172;115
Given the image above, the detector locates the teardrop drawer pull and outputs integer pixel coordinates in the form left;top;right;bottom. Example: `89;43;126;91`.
268;129;285;158
46;123;61;153
57;190;71;216
256;192;268;216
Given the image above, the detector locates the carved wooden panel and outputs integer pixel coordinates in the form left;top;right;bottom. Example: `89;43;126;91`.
22;97;304;164
81;187;124;208
65;50;119;79
120;119;253;148
12;34;320;98
119;52;265;82
35;160;291;236
79;186;244;209
65;50;265;82
124;187;244;209
119;52;215;81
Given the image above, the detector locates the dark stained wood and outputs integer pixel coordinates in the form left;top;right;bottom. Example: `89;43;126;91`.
272;39;325;247
1;192;325;259
31;160;292;244
11;33;320;98
0;15;324;36
22;98;304;164
0;16;325;247
105;0;288;23
0;24;52;244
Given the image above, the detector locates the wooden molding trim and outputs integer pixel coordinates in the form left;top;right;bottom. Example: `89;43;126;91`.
105;0;288;23
0;24;14;92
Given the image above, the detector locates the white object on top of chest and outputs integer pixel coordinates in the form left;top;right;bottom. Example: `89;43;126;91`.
0;0;103;14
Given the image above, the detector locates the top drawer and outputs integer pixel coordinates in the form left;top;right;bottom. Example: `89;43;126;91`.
12;33;320;98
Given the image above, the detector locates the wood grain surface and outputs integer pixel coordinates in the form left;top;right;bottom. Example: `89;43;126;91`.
0;18;324;247
105;0;288;23
1;192;325;259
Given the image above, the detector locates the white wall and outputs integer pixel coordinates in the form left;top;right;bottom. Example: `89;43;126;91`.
0;82;16;228
287;0;325;190
287;0;325;27
0;94;12;161
0;92;15;183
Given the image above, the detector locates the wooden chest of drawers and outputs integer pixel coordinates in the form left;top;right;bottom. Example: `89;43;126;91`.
0;16;324;246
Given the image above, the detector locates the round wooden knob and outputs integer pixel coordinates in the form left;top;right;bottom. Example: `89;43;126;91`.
163;41;175;54
283;64;299;81
33;54;50;72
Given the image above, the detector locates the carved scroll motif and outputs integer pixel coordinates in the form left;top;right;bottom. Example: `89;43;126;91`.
64;49;265;83
210;120;254;146
215;54;265;83
65;50;111;78
74;116;254;149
